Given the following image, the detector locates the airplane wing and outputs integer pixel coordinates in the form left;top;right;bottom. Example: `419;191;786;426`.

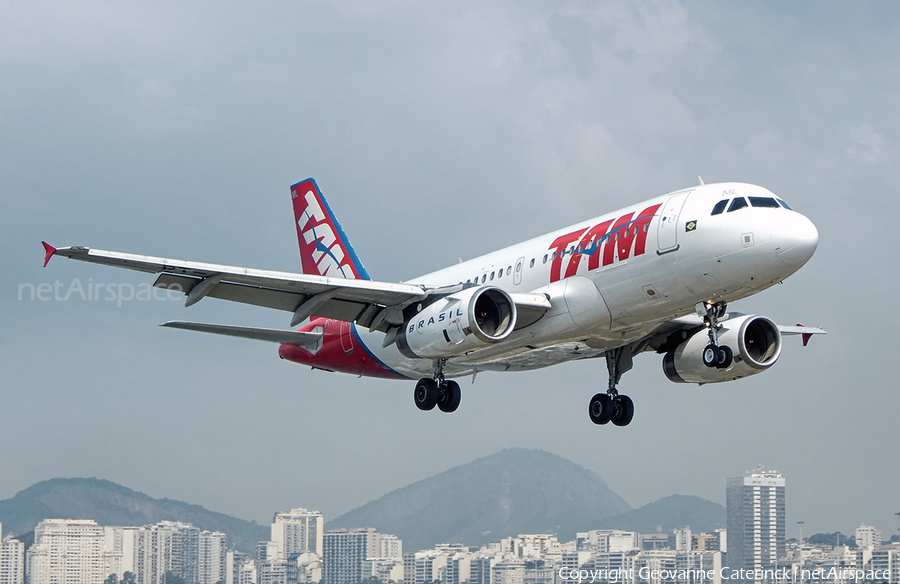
43;243;551;331
645;312;826;351
44;243;427;329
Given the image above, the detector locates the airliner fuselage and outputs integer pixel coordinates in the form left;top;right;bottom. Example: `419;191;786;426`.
45;179;822;426
280;182;818;382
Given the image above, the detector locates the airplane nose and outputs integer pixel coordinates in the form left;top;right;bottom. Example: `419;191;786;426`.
774;213;819;268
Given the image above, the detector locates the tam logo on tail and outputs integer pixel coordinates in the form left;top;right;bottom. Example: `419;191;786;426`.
291;179;370;280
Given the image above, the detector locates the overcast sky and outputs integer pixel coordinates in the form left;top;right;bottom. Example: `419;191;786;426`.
2;1;899;540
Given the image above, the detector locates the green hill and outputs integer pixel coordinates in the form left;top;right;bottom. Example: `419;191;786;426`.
595;494;725;534
328;448;632;551
0;478;267;552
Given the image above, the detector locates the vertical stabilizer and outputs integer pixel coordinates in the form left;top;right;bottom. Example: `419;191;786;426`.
290;179;370;280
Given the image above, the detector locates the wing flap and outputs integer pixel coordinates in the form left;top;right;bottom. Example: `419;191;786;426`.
161;321;322;347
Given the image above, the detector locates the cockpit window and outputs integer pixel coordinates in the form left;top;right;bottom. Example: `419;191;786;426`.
749;196;780;208
711;200;728;215
727;197;748;212
777;198;792;210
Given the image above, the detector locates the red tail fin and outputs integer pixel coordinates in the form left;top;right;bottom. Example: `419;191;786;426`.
290;179;370;280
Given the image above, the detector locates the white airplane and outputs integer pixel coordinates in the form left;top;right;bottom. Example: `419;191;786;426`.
43;178;823;426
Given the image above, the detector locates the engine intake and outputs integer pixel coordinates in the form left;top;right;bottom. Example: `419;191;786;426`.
663;315;782;384
397;286;517;359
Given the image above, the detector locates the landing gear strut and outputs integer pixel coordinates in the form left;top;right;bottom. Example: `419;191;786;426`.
589;347;636;427
413;359;461;413
698;301;733;369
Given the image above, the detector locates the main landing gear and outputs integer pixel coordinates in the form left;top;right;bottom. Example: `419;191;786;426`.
699;301;733;370
413;358;461;413
589;347;635;427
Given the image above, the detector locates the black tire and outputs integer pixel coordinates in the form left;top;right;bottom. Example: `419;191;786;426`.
437;380;462;413
414;378;438;411
611;395;635;427
588;393;613;425
702;344;718;367
715;345;733;369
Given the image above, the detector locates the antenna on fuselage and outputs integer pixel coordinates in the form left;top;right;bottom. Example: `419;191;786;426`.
698;176;705;185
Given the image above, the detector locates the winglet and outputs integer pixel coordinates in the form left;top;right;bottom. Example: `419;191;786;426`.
42;241;57;267
797;323;812;347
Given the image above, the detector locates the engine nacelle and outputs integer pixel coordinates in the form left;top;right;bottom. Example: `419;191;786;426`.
397;286;517;359
663;315;782;384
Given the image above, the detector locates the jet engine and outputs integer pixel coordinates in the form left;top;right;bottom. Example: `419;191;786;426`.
663;315;782;384
397;286;517;359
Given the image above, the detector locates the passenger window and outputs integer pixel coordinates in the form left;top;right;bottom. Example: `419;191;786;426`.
728;198;748;212
711;200;728;215
542;254;548;264
530;258;535;268
748;197;780;208
644;223;649;232
497;269;502;279
777;199;792;210
490;271;495;281
507;266;512;276
481;274;486;283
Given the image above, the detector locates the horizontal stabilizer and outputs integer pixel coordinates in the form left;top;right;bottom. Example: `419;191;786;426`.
161;321;322;347
778;324;826;347
777;324;826;336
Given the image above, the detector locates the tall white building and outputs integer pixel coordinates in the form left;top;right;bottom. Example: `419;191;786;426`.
871;545;900;584
28;519;106;584
198;530;227;584
675;528;692;553
292;551;324;584
324;528;400;584
272;508;324;558
492;560;526;584
577;530;639;553
376;533;403;560
0;523;25;584
225;550;252;584
726;468;786;579
855;525;882;549
125;521;201;584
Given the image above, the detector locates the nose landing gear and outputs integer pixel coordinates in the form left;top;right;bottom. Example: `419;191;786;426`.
413;358;462;413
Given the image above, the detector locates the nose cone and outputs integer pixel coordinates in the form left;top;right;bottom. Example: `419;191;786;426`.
774;213;819;268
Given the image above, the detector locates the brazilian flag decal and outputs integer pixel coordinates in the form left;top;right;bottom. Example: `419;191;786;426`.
685;220;697;232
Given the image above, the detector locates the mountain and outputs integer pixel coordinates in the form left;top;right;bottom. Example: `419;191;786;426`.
0;478;267;552
327;448;632;552
594;494;725;534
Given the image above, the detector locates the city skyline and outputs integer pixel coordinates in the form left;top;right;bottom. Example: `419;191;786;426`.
2;0;899;543
4;453;900;548
3;508;898;584
2;463;899;583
